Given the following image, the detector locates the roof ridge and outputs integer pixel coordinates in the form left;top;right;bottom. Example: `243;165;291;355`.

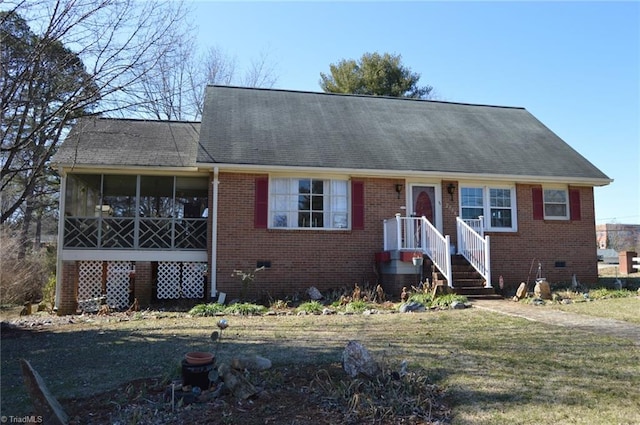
207;84;526;110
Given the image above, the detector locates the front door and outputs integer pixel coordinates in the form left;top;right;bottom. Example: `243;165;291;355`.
411;185;436;225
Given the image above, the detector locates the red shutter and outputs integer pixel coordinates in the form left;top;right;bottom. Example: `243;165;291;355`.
532;187;544;220
254;177;268;228
352;180;364;230
569;188;581;221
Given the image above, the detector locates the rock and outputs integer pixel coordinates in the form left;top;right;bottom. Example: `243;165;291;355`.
451;300;466;309
342;340;380;378
515;282;528;300
307;286;323;300
534;279;552;300
561;298;573;305
399;301;426;313
218;363;257;400
231;355;272;372
322;308;335;315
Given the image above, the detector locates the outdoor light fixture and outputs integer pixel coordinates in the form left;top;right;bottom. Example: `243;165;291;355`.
446;183;456;201
395;183;404;199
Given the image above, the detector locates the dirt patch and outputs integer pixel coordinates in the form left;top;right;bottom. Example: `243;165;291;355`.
63;363;450;425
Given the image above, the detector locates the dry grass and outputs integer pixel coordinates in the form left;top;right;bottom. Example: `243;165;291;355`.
1;308;639;424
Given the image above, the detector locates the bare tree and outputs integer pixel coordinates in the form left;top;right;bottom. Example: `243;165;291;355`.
1;0;188;230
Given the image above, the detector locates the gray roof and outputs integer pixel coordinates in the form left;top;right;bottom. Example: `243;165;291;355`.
199;86;610;182
53;118;200;168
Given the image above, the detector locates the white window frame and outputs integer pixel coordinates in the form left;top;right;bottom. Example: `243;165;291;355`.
460;184;518;232
543;187;569;220
269;177;349;230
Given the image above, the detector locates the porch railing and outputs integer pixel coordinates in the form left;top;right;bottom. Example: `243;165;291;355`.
63;217;207;250
383;214;452;287
456;217;492;288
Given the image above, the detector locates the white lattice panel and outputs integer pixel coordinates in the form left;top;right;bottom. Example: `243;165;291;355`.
78;261;102;312
106;261;131;309
157;262;180;299
181;262;205;298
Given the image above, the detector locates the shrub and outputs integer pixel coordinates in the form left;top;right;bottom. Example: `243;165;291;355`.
296;300;324;314
188;303;226;316
345;300;370;313
588;288;635;300
408;292;433;306
0;228;55;304
431;293;468;308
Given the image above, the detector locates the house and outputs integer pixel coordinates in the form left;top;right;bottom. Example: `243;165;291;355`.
51;86;611;314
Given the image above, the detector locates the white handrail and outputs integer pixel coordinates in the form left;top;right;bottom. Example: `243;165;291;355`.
419;216;452;288
456;217;492;288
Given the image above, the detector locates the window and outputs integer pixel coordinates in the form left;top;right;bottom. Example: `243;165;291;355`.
270;178;348;229
460;186;517;231
543;189;569;220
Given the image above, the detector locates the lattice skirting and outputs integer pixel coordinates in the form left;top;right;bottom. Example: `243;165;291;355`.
78;261;103;312
157;261;205;299
78;261;132;311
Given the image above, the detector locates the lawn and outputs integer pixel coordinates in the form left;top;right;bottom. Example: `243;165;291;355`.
1;303;639;425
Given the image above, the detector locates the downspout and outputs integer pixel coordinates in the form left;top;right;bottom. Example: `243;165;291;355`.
54;169;67;312
210;167;219;298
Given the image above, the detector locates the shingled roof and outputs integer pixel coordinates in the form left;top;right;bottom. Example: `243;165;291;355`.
53;118;200;168
198;86;610;183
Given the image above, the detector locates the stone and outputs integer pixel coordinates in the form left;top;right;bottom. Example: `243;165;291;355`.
515;282;528;300
218;363;257;400
322;308;336;315
399;301;426;313
342;340;380;378
231;355;272;372
307;286;323;300
451;300;466;309
534;279;552;300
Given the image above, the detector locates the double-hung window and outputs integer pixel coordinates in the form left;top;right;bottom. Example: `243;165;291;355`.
543;188;569;220
270;178;349;229
460;185;517;231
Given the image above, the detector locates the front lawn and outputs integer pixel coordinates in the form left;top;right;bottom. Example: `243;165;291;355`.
1;306;638;424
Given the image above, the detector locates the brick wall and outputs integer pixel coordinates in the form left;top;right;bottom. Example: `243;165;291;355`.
214;173;405;300
214;175;599;299
134;262;152;307
484;184;598;292
57;261;78;315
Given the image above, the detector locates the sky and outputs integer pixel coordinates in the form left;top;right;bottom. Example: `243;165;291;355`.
189;1;640;225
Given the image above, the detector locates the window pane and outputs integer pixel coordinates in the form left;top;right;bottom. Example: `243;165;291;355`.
299;179;310;193
311;195;323;210
544;189;567;203
298;195;310;210
298;212;310;227
545;204;567;217
490;188;511;208
462;208;484;220
491;208;512;227
461;187;483;207
311;180;324;194
312;212;324;227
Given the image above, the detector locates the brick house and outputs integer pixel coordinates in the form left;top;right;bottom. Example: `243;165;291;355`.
51;86;611;314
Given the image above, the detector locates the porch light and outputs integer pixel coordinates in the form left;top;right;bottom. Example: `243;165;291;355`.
446;183;456;201
395;183;404;199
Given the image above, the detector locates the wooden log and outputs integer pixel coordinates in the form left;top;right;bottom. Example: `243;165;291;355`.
20;359;69;425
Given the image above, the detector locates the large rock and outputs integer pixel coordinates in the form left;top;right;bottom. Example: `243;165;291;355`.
534;279;552;300
306;286;323;300
342;340;380;378
399;301;426;313
515;282;528;300
231;355;272;372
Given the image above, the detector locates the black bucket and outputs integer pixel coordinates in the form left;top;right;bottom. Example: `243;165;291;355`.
181;359;214;390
